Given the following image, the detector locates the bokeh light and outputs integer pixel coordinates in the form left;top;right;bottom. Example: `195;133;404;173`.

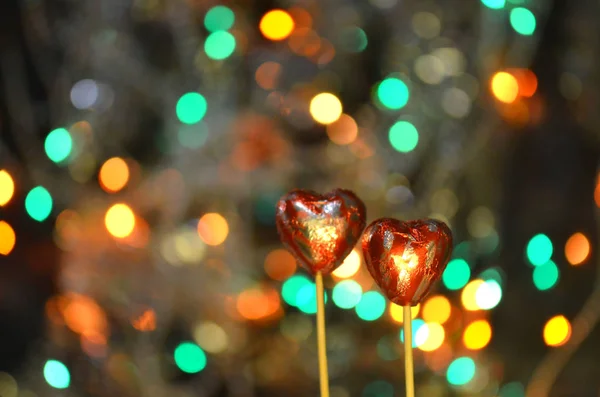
443;258;471;290
45;128;73;164
176;92;207;124
326;114;359;145
0;170;14;206
282;275;311;306
543;315;571;347
463;320;492;350
332;248;361;278
0;221;16;256
309;93;343;125
194;322;228;354
377;78;409;110
25;186;53;222
510;8;536;35
481;0;505;9
526;234;553;266
422;295;451;324
205;31;236;60
390;303;420;323
499;382;525;397
44;360;70;389
355;291;386;321
204;5;235;32
475;280;502;310
264;249;297;281
417;322;445;352
446;357;476;386
388;121;419;153
296;282;327;314
532;260;559;291
99;157;129;193
237;286;281;319
260;10;294;41
400;319;426;348
332;279;363;309
339;26;368;53
461;279;485;311
565;232;590;265
255;62;281;91
197;213;229;246
362;380;394;397
174;342;207;373
105;203;135;238
491;72;519;103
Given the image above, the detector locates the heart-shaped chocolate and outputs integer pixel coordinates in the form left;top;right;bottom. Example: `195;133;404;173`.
362;218;453;306
276;189;367;275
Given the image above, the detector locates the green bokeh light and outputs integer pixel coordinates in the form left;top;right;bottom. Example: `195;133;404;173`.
377;78;409;110
332;280;363;309
204;5;235;32
510;8;536;35
355;291;386;321
339;27;368;53
362;380;394;397
205;31;236;60
389;121;419;153
452;241;471;261
481;0;505;9
44;128;73;164
447;357;476;386
176;93;207;124
25;186;53;222
296;283;328;314
442;259;471;290
399;319;426;348
178;123;208;149
499;382;525;397
533;260;559;291
526;234;553;266
43;360;70;389
282;275;311;307
174;342;207;374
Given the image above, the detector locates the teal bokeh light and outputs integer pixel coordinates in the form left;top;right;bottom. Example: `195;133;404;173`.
447;357;476;386
389;121;419;153
532;260;559;291
205;31;236;60
377;78;409;110
43;360;70;389
45;128;73;163
174;342;207;373
442;259;471;290
282;275;311;307
332;279;363;309
355;291;386;321
176;92;207;124
204;5;235;32
526;234;553;266
25;186;53;222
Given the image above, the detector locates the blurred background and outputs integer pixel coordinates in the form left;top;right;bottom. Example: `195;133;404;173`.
0;0;599;395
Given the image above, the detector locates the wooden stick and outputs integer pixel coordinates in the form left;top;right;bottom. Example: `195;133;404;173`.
315;271;330;397
403;305;415;397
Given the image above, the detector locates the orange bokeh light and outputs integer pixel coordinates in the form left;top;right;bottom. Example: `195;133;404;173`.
236;285;281;321
326;114;359;145
565;232;590;266
99;157;130;193
264;249;297;281
131;308;157;332
197;213;229;246
0;170;15;206
0;221;16;256
105;203;136;238
510;68;538;97
255;62;282;90
491;72;519;104
259;10;295;41
63;294;108;336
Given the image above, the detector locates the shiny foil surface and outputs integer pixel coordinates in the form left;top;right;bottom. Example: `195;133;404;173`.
362;218;453;306
275;189;367;275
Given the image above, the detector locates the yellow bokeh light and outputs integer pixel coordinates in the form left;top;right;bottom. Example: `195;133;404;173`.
197;213;229;246
543;315;571;347
390;302;420;323
105;203;135;238
332;248;361;278
0;221;16;256
491;71;519;104
422;295;451;324
461;279;485;311
565;232;590;266
99;157;130;193
463;320;492;350
259;10;295;41
310;93;343;125
0;170;15;206
418;322;445;352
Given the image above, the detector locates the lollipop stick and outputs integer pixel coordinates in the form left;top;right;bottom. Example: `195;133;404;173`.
315;271;330;397
403;305;415;397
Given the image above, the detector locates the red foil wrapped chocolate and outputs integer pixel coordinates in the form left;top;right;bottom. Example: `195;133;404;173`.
362;218;453;306
276;189;367;275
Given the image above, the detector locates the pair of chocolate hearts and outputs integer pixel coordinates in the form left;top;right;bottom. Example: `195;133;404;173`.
276;189;453;306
